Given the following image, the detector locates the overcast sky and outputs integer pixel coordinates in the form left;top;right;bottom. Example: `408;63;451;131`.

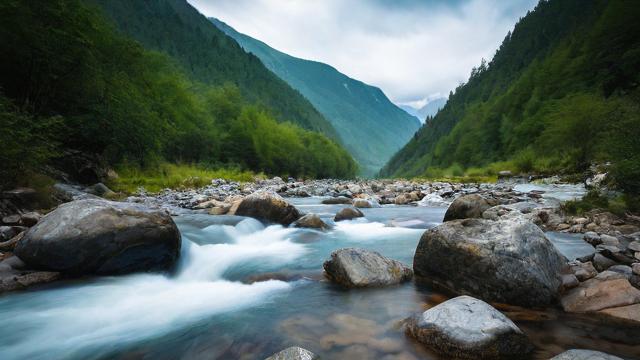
188;0;537;108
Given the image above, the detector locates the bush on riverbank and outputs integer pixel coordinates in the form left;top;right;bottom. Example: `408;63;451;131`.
107;163;259;194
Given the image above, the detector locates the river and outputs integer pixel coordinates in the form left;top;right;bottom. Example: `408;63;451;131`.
0;195;638;359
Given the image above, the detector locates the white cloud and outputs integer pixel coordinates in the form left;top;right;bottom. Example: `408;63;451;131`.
187;0;537;104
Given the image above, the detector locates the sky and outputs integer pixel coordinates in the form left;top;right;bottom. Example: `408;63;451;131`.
188;0;538;108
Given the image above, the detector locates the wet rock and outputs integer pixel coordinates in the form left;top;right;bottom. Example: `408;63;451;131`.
353;198;375;208
264;346;318;360
443;194;494;222
608;265;633;279
0;225;27;241
334;207;364;222
592;253;617;272
561;271;640;312
234;191;300;225
20;212;41;227
599;234;620;247
405;295;532;359
2;214;21;225
323;248;412;287
322;196;352;205
561;274;580;289
570;261;598;281
0;256;61;293
14;199;181;275
414;218;566;307
294;213;330;230
583;232;601;246
550;349;623;360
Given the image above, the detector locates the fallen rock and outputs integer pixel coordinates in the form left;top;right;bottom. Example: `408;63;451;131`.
323;248;412;287
443;194;494;222
405;295;532;359
334;207;364;222
14;199;181;275
561;271;640;312
550;349;623;360
264;346;318;360
414;218;566;307
234;191;300;225
294;213;330;230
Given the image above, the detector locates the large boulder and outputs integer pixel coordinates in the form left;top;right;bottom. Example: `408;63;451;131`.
550;349;623;360
334;207;364;222
14;199;181;275
413;217;566;307
443;194;495;222
264;346;318;360
233;191;300;225
323;248;412;287
405;295;532;359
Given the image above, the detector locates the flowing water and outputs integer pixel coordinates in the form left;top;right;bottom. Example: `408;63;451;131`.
0;197;638;359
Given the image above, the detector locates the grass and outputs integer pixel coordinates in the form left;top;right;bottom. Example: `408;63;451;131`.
108;163;260;194
561;190;631;216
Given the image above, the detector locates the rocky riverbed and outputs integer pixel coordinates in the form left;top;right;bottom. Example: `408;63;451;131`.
0;176;639;359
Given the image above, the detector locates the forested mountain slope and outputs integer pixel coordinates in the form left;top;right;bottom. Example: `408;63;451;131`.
0;0;357;188
92;0;339;140
380;0;639;195
212;19;421;176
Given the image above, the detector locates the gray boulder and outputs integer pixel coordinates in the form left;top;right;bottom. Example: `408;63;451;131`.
234;191;300;225
414;217;566;307
443;194;495;222
550;349;623;360
293;213;330;230
323;248;412;287
264;346;318;360
405;295;532;359
334;207;364;222
14;199;181;275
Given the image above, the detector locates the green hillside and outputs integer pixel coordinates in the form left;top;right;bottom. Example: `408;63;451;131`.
380;0;639;195
0;0;356;188
212;19;420;176
92;0;339;140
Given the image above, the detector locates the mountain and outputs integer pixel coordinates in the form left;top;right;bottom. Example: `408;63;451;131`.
0;0;357;188
211;19;421;176
91;0;339;140
400;97;447;122
380;0;640;196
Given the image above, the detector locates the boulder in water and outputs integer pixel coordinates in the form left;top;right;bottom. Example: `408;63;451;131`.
14;199;181;275
413;217;566;307
443;194;494;222
264;346;318;360
323;248;412;287
322;196;352;205
405;295;532;359
334;207;364;222
233;191;300;225
293;213;330;230
550;349;623;360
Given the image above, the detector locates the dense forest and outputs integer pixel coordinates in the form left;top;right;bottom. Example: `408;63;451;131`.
380;0;639;196
212;19;420;177
0;0;357;189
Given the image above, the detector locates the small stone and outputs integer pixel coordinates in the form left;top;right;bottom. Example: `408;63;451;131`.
19;212;41;227
561;274;579;289
556;223;571;231
592;253;617;272
570;261;598;281
583;232;601;246
322;196;352;205
264;346;318;360
334;207;364;222
608;265;633;279
628;241;640;252
633;263;640;276
1;214;21;226
600;234;620;247
294;213;330;230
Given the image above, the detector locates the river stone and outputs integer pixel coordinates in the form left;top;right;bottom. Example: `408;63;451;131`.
0;256;61;293
293;213;330;230
592;253;617;272
443;194;494;222
570;261;598;281
234;191;300;225
405;295;532;359
352;198;373;208
264;346;318;360
550;349;624;360
323;248;412;287
560;271;640;312
334;207;364;222
14;199;181;275
414;217;566;307
322;196;352;205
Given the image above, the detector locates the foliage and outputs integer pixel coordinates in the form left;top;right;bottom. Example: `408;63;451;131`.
0;0;356;188
380;0;640;196
561;190;632;216
108;163;258;193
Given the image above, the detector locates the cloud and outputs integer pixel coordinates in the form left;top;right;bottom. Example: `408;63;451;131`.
187;0;537;105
